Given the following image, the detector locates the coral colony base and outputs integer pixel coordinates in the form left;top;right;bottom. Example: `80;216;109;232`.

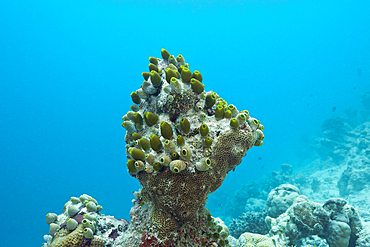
41;49;265;247
40;49;370;247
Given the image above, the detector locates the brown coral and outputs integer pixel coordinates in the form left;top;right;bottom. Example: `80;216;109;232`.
136;128;257;240
50;224;84;247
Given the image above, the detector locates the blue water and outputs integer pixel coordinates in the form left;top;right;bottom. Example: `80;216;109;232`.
1;0;369;246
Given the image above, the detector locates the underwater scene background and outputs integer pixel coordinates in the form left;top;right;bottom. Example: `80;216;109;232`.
1;0;370;246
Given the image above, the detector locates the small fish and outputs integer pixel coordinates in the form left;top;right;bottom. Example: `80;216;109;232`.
261;165;264;169
258;157;262;160
332;106;336;112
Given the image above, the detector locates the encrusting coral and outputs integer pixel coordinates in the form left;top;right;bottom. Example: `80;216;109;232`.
122;49;264;245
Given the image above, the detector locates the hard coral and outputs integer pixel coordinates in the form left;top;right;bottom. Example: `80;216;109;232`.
50;224;84;247
43;194;127;247
122;49;264;244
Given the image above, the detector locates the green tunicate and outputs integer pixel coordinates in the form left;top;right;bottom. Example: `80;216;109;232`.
142;72;150;81
212;232;220;239
133;112;143;130
192;70;203;82
169;55;176;65
149;57;158;65
122;121;136;134
130;105;140;112
150;70;162;87
228;104;238;117
170;77;182;94
171;152;180;160
165;68;178;83
161;48;170;60
167;95;174;102
150;134;163;152
160;121;173;139
199;112;206;122
139;138;151;152
130;148;146;161
178;65;183;74
240;110;249;118
168;63;177;71
200;123;209;137
181;67;192;84
133;112;143;125
131;92;141;104
176;54;185;64
237;113;246;125
219;240;225;246
177;135;185;147
127;159;138;174
149;63;158;72
180;146;192;160
132;132;142;140
175;70;180;79
144;112;159;126
204;137;213;147
135;139;140;147
255;140;263;146
215;105;224;120
205;93;216;107
230;118;240;129
180;117;190;135
224;110;232;119
153;162;162;171
190;78;204;94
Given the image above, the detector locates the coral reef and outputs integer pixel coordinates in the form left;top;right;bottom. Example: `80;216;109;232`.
42;194;129;247
115;189;231;246
266;184;300;218
321;116;350;141
229;209;269;239
121;49;264;245
224;181;263;220
356;225;370;247
42;49;370;247
265;194;363;247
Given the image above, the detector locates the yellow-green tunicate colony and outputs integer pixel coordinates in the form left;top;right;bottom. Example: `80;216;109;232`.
122;48;264;176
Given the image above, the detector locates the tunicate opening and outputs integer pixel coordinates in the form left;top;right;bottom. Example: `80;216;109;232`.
174;168;179;173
